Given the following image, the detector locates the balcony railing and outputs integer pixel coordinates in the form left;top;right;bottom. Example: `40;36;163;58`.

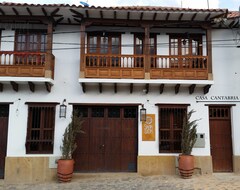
84;54;208;80
85;54;145;79
150;55;208;79
0;51;55;78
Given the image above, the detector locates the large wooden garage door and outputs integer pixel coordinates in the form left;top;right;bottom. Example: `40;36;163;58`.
73;105;138;172
209;106;233;172
0;104;9;179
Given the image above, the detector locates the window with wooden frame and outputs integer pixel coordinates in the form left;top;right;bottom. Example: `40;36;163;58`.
26;103;56;154
158;104;188;153
134;33;156;67
15;30;47;52
169;34;203;68
87;32;121;67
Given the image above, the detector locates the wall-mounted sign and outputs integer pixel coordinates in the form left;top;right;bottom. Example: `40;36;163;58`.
142;114;155;141
195;96;240;103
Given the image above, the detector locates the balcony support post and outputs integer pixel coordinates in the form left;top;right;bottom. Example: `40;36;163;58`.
45;20;53;78
143;24;150;79
206;27;213;80
80;22;86;78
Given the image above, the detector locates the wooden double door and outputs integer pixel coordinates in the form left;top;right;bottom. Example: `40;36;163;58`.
73;106;138;172
0;104;9;179
209;106;233;172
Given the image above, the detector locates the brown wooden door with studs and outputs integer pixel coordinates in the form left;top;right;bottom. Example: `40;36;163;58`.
209;106;233;172
0;104;9;179
73;106;138;172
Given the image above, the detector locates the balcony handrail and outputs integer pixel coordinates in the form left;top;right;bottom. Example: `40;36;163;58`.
150;55;208;69
0;51;47;66
85;54;145;68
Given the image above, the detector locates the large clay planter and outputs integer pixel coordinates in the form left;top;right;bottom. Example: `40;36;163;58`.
57;159;74;182
178;155;194;179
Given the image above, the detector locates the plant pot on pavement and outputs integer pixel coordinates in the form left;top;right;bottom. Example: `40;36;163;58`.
178;154;194;179
57;159;75;182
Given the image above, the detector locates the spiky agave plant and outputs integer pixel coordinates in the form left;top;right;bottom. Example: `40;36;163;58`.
181;109;199;155
60;113;84;159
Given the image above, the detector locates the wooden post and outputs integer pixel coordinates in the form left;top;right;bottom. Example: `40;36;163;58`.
80;22;86;78
206;27;212;80
144;25;150;79
45;20;53;78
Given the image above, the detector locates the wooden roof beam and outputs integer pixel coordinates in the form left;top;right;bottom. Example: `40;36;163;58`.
74;18;82;23
153;13;157;21
178;13;184;21
114;11;117;19
12;7;19;16
127;12;130;20
100;10;104;19
51;8;60;16
41;7;48;16
205;13;211;21
85;10;89;18
68;18;72;24
191;13;197;21
165;13;170;21
26;7;33;16
55;17;64;25
140;12;144;20
70;9;84;18
0;8;5;15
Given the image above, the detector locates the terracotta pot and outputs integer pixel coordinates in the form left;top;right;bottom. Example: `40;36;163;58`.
57;159;74;182
178;155;194;179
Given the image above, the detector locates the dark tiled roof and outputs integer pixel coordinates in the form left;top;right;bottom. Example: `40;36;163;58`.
228;11;240;18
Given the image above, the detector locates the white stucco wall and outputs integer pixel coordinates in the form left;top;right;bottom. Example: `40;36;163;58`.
0;27;239;158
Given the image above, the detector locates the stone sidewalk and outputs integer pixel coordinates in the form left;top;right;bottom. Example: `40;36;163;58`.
1;173;240;190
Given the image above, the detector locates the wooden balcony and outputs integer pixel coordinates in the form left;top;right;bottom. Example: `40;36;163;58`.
150;55;208;80
84;54;145;79
0;51;55;79
83;54;208;80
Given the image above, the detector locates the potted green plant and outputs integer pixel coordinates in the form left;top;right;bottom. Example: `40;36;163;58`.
178;109;199;179
57;113;84;182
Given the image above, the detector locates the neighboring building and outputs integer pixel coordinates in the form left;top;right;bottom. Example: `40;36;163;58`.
0;2;240;183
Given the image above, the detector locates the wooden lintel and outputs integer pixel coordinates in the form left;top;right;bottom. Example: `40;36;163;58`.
81;83;86;93
130;83;133;94
175;84;180;94
145;83;149;94
51;8;60;16
189;84;196;94
28;82;35;92
160;84;164;94
203;85;211;94
70;9;84;18
99;83;102;93
0;83;3;92
45;82;52;93
114;83;117;93
11;81;18;92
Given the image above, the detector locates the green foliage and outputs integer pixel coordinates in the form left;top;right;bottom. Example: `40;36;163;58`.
60;113;84;159
181;109;199;155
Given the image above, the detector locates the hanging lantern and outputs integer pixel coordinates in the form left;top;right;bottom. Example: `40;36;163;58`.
140;104;146;121
59;99;67;118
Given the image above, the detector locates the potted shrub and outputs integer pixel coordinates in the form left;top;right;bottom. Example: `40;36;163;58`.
57;113;84;182
178;109;199;179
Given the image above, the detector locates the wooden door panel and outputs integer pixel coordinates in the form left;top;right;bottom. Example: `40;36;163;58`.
209;107;233;172
0;105;9;179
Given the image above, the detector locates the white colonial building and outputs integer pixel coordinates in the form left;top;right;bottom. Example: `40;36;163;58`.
0;2;240;183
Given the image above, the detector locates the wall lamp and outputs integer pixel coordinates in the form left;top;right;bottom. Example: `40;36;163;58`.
59;99;67;118
140;104;147;122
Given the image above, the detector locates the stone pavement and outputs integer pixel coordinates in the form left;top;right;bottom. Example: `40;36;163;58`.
1;173;240;190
